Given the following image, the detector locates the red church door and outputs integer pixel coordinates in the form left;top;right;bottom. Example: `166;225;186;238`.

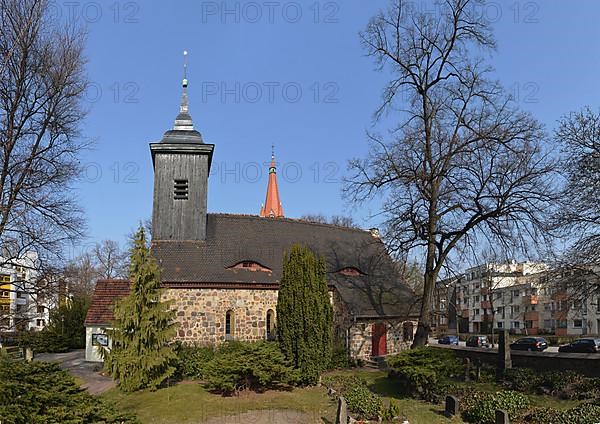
371;323;387;356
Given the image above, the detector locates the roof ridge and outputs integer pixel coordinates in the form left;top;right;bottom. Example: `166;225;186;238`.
207;212;370;234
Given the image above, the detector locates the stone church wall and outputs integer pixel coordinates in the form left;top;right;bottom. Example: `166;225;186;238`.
162;288;278;344
348;320;418;359
162;287;417;360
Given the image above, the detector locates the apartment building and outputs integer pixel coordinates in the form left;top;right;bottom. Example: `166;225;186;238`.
434;262;600;337
0;252;56;332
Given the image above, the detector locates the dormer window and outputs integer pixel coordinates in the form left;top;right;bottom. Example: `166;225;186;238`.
337;267;365;276
228;261;272;273
174;179;189;200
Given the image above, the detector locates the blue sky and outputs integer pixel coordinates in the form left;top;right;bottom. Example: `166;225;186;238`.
68;0;600;255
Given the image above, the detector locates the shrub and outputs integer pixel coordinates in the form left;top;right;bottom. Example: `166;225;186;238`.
504;368;599;400
174;343;215;380
202;341;299;395
329;341;351;370
522;403;600;424
322;374;367;394
461;391;530;424
0;354;138;423
387;347;462;402
344;385;383;420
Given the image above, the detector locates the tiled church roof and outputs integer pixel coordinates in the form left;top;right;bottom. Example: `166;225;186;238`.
84;279;131;326
152;214;419;318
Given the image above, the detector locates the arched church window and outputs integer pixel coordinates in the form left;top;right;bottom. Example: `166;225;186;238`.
266;309;275;340
403;321;414;342
225;310;235;340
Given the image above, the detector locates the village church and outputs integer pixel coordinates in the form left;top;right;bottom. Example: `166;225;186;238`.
84;65;419;362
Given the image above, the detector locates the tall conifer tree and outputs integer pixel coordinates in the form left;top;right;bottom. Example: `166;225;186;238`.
277;244;333;384
103;226;178;392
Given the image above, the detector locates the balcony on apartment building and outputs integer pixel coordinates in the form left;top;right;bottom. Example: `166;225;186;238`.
481;300;492;309
524;311;539;321
522;295;538;305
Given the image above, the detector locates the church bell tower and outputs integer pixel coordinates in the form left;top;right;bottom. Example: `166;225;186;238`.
150;51;214;241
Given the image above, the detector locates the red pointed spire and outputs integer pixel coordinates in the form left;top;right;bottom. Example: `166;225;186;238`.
260;149;284;218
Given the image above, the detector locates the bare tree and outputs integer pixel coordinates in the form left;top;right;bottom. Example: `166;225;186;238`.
552;107;600;298
301;213;358;228
0;0;88;267
345;0;558;346
93;239;128;279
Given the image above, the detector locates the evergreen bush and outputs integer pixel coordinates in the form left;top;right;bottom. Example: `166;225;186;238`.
202;341;299;395
277;244;333;385
461;391;530;424
103;226;178;392
0;354;138;423
175;343;215;380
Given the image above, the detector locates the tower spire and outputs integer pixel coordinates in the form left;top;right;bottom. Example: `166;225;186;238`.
260;147;284;218
174;50;193;131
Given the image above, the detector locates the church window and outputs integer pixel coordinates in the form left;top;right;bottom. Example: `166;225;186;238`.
337;267;365;276
228;261;272;273
266;309;275;340
225;310;235;340
173;179;189;200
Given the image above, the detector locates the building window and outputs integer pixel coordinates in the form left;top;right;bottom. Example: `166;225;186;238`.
16;291;23;298
525;320;533;329
266;309;275;340
36;319;45;327
173;179;189;200
574;319;583;328
0;275;10;283
497;322;503;328
0;291;9;298
474;309;480;316
92;333;109;346
225;310;235;340
37;306;44;314
512;321;520;329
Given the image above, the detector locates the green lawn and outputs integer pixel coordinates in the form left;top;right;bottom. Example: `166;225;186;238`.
101;370;585;424
102;382;337;424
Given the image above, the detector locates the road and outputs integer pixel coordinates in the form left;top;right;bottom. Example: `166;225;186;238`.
428;337;560;352
34;349;115;394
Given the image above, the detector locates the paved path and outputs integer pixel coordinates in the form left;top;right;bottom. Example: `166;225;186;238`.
201;409;323;424
35;349;115;394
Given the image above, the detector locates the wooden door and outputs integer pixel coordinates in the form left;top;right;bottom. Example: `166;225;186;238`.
371;323;387;356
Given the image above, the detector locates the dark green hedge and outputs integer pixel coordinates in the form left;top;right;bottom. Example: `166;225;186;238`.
0;354;138;424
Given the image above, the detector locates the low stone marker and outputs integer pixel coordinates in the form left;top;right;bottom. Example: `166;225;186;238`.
336;396;348;424
495;409;509;424
445;395;459;417
24;347;34;362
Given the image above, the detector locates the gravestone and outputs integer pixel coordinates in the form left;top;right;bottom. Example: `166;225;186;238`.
497;330;512;379
475;358;482;381
445;395;459;417
336;396;348;424
24;347;34;362
495;409;509;424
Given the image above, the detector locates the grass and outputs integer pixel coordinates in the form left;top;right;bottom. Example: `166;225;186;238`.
102;381;337;424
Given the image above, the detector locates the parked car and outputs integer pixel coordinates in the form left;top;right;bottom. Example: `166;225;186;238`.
558;338;600;353
438;335;459;345
509;337;548;351
466;335;490;348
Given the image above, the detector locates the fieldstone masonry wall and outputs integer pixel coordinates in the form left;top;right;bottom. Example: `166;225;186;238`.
162;287;416;359
162;288;279;343
348;320;417;359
